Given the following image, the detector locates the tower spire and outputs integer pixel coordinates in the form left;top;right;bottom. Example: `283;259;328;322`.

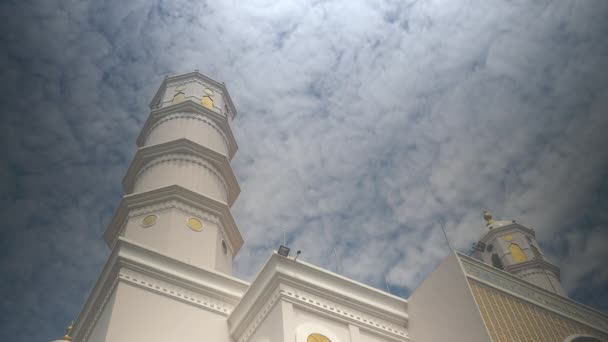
472;210;566;296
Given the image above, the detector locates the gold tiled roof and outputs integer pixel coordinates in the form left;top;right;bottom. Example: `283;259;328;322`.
469;280;607;342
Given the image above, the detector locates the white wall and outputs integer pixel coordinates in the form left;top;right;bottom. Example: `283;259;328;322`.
408;253;491;342
248;302;285;342
291;305;401;342
515;267;566;296
87;287;118;342
88;282;232;342
359;329;390;342
144;113;229;156
133;154;228;204
124;207;231;274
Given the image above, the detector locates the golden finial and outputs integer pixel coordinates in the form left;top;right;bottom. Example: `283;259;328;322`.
62;321;73;341
483;210;495;226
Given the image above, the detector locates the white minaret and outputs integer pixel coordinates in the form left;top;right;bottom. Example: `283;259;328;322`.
103;71;243;274
67;72;249;342
472;211;567;296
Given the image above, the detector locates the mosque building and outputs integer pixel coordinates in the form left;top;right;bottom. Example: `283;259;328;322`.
53;72;608;342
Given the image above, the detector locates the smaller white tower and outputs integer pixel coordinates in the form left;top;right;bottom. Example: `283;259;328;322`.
104;71;243;275
472;211;567;297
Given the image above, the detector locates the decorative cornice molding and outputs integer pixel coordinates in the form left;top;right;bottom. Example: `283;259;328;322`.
230;254;409;342
135;152;229;198
78;267;238;342
80;277;119;342
458;253;608;333
122;139;240;207
72;249;121;342
73;237;249;342
480;222;536;244
104;185;244;256
280;284;409;339
125;198;235;256
505;258;561;279
516;269;559;279
119;268;233;315
237;287;283;342
235;284;409;342
115;237;248;298
127;199;218;223
137;102;238;159
143;112;231;152
166;78;219;90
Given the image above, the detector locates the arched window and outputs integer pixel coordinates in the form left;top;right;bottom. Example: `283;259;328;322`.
297;323;340;342
509;243;527;263
492;253;504;270
308;333;331;342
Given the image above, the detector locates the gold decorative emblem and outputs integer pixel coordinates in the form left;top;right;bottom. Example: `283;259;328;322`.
308;333;331;342
503;234;513;241
187;217;203;232
141;214;158;228
204;87;214;95
172;91;185;103
201;95;214;110
509;243;528;263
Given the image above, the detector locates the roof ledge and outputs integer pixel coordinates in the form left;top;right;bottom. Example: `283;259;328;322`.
122;139;240;207
104;185;244;255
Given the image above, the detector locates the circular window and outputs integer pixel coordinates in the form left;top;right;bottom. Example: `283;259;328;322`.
222;240;228;255
187;217;203;232
141;214;158;228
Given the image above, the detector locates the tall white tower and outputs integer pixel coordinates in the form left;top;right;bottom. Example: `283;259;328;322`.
472;211;567;296
105;71;243;274
68;72;249;342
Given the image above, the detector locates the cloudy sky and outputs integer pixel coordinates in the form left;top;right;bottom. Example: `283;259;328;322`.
1;0;608;340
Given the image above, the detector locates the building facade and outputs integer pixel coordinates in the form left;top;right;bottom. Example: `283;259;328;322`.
53;72;608;342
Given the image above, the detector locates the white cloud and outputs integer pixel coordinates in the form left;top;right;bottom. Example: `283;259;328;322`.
1;0;608;340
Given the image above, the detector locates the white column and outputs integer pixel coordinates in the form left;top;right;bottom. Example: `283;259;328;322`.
348;324;361;342
281;301;296;342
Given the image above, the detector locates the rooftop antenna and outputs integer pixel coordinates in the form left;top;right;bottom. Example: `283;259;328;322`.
277;230;291;257
333;247;343;274
294;250;301;261
384;274;392;294
437;216;453;252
